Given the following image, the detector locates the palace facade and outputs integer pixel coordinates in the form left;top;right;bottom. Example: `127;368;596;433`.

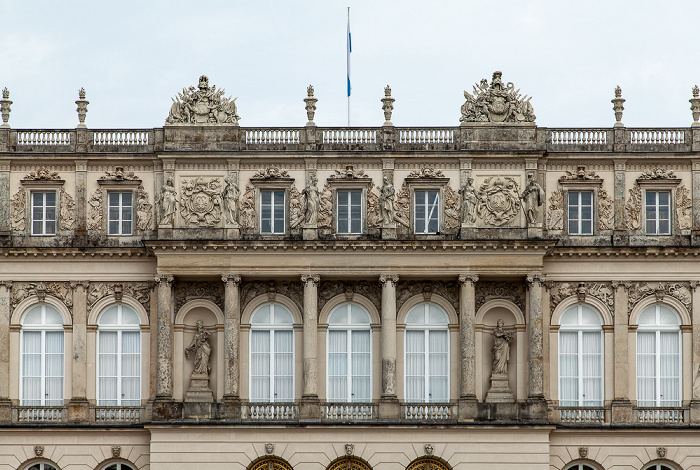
1;74;700;470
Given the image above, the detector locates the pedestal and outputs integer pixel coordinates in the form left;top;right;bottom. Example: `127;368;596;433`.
378;396;400;420
303;227;318;240
458;397;478;421
0;398;12;424
184;373;214;419
152;397;181;421
690;400;700;424
485;373;514;403
527;227;543;239
224;227;240;239
381;225;397;240
220;395;242;420
299;396;320;420
611;399;634;425
68;397;90;423
460;225;477;240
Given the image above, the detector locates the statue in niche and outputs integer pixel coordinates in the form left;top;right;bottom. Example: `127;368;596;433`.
302;174;320;226
491;319;513;376
159;177;178;226
379;176;396;226
459;177;478;224
520;172;545;226
223;174;240;225
185;320;212;376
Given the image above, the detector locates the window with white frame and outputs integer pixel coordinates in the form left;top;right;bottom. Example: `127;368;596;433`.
404;302;449;402
31;192;57;236
637;303;681;407
568;191;593;235
97;304;141;406
25;463;59;470
327;302;371;402
643;465;676;470
101;464;136;470
414;190;440;234
564;464;598;470
108;192;133;236
337;190;363;234
260;190;286;234
20;304;64;406
559;304;603;407
250;302;294;402
645;191;671;235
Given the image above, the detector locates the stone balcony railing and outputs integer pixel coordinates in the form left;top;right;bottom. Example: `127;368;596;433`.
2;126;699;154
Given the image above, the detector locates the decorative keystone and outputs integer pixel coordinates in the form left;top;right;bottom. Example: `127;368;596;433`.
304;85;317;126
0;87;12;128
76;88;89;128
690;85;700;127
612;85;625;127
381;85;395;126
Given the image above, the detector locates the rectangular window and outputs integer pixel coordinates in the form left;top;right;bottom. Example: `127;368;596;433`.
568;191;593;235
31;192;56;236
414;190;440;234
337;190;362;234
108;192;133;236
260;190;285;234
645;191;670;235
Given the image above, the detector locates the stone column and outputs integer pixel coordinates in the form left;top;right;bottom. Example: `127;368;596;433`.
458;274;479;420
0;160;10;237
300;274;320;419
691;281;700;423
153;274;176;419
68;281;89;422
222;274;242;418
379;274;399;419
74;160;87;238
0;281;11;423
611;281;633;424
525;274;547;419
613;159;628;245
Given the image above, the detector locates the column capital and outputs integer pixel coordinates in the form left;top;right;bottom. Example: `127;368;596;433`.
458;274;479;286
379;274;399;285
690;281;700;292
613;159;627;171
525;273;546;286
0;280;12;289
222;274;242;287
612;280;631;291
155;274;175;286
69;280;90;290
301;274;320;285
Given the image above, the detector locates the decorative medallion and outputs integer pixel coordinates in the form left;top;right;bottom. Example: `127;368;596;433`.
166;75;240;125
180;176;223;227
460;71;535;123
476;177;521;226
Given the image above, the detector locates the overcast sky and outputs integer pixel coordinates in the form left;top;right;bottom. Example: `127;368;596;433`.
1;0;699;129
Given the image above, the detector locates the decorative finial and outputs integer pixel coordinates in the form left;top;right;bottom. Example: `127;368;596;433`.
611;85;625;127
693;85;699;98
304;84;318;126
691;85;700;127
384;85;391;97
78;87;86;100
381;85;395;126
76;87;89;128
0;87;12;128
1;87;8;99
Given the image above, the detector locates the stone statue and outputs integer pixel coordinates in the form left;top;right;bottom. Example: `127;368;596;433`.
521;172;545;226
159;177;178;226
166;75;240;125
185;320;212;376
379;176;396;226
302;174;320;226
491;319;513;375
459;177;478;224
223;174;240;225
460;71;535;123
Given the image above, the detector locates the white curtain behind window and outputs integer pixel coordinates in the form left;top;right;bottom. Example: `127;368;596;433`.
250;303;295;402
405;330;425;402
21;304;64;406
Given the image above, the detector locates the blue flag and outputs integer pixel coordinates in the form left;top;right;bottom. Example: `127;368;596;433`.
347;15;351;97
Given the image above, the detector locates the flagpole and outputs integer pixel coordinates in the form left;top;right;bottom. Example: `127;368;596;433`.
347;6;350;127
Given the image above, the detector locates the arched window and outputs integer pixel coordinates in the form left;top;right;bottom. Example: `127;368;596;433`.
328;457;372;470
97;304;141;406
250;302;294;402
405;457;450;470
327;302;371;402
25;463;59;470
637;303;681;407
101;463;136;470
564;464;598;470
643;464;678;470
404;302;449;402
559;304;603;407
249;458;293;470
20;304;64;406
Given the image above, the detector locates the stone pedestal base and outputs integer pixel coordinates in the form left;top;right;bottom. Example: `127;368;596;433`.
302;227;318;240
458;396;478;421
299;395;320;420
68;398;90;423
184;373;214;419
0;398;11;424
485;373;514;403
157;226;173;239
521;397;548;421
459;226;477;240
527;227;543;239
689;401;700;424
478;401;518;420
224;227;240;239
613;231;629;246
381;226;397;240
378;396;400;419
220;396;242;420
152;397;182;421
611;399;634;425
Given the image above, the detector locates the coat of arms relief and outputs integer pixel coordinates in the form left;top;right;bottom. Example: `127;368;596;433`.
476;176;521;226
460;71;535;123
180;176;224;227
166;75;240;125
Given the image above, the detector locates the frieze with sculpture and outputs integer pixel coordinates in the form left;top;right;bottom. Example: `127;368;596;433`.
240;280;304;314
396;280;459;313
11;282;73;310
460;71;535;123
174;281;224;314
87;282;152;314
180;176;223;227
475;281;525;313
627;281;691;317
547;281;614;315
318;280;382;313
166;75;240;125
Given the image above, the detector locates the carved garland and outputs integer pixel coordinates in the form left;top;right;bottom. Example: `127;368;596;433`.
11;282;73;310
174;281;224;313
240;281;304;315
475;281;526;314
318;280;382;314
396;281;459;314
627;281;691;318
547;281;614;317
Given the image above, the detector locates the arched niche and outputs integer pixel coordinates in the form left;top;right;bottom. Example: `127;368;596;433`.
173;299;224;401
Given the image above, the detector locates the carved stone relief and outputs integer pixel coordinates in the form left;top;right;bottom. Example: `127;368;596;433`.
366;181;381;229
676;185;692;230
10;186;25;232
460;71;535;123
548;282;614;316
443;185;460;229
318;183;332;229
625;183;642;230
239;185;256;230
302;174;320;226
240;281;304;315
166;75;240;125
12;282;73;310
627;282;691;318
24;168;60;181
87;282;152;314
174;281;224;314
180;176;223;227
407;168;445;179
598;189;614;230
59;188;75;231
394;182;410;228
475;281;525;314
136;184;154;232
397;280;459;313
222;175;240;226
289;185;304;229
560;166;599;180
639;168;676;180
318;280;381;314
87;188;103;231
476;177;521;227
546;189;563;231
252;167;289;180
100;167;139;181
330;166;365;179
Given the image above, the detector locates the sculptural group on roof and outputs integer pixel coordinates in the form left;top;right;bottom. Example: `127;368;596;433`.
460;71;536;123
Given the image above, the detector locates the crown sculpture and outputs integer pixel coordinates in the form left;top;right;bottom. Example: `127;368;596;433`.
166;75;240;125
460;71;535;123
